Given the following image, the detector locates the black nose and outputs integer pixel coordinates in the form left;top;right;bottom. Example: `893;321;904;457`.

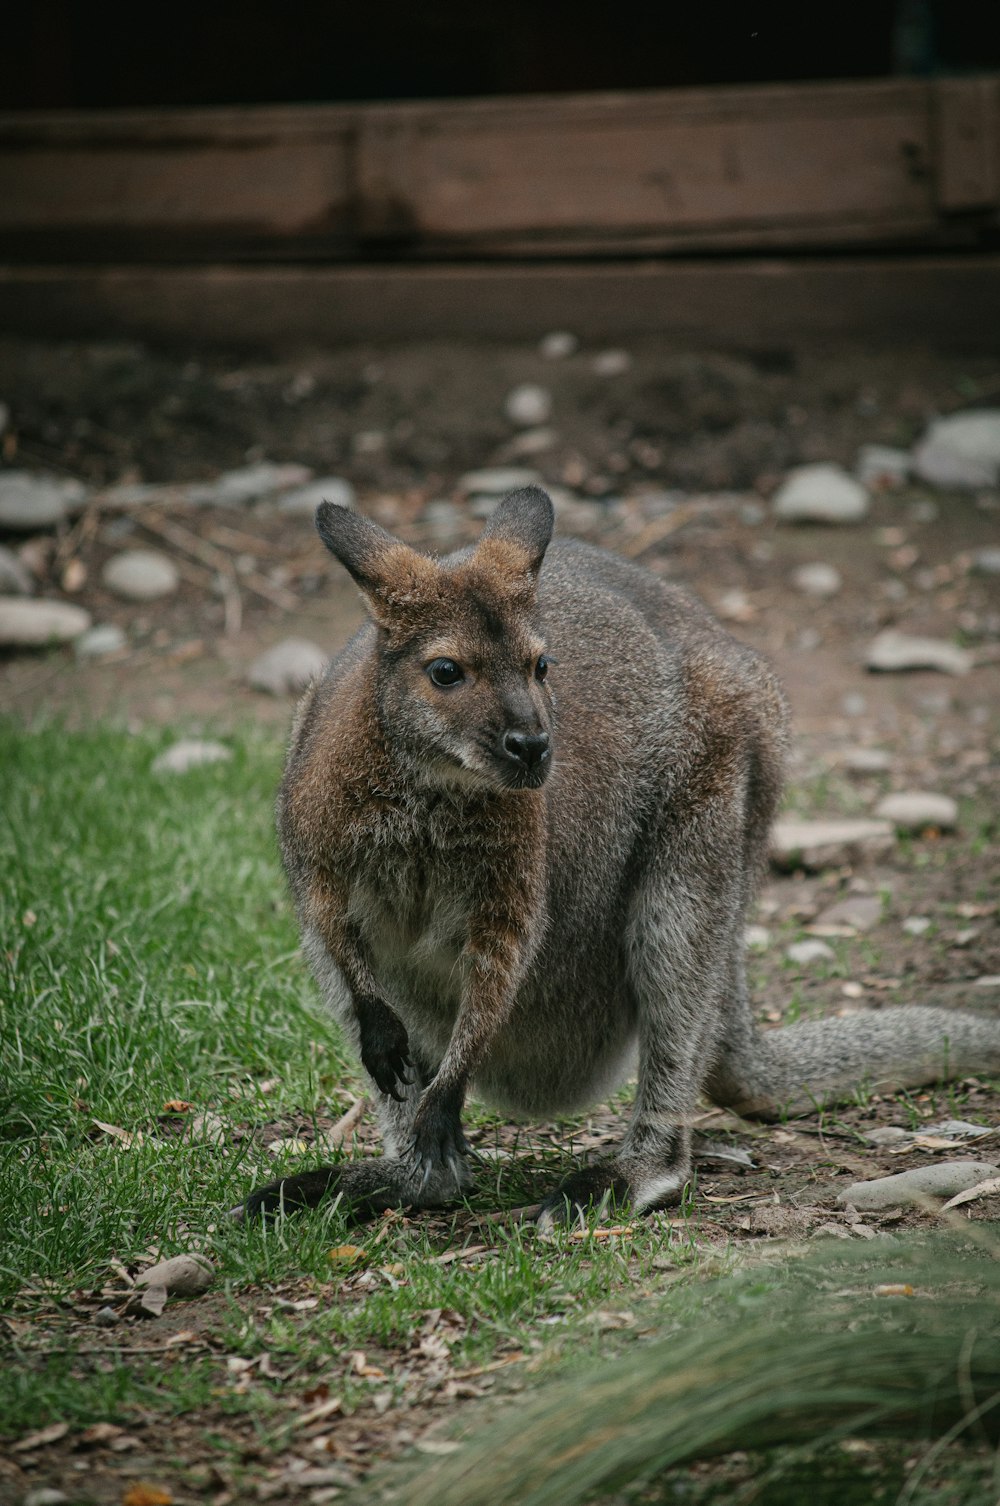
501;730;550;769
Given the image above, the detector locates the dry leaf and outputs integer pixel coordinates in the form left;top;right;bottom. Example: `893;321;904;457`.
78;1422;125;1448
137;1284;168;1318
12;1421;70;1452
351;1351;386;1379
328;1244;366;1266
267;1135;308;1157
93;1119;142;1150
162;1100;194;1114
874;1283;914;1297
122;1486;174;1506
940;1176;1000;1211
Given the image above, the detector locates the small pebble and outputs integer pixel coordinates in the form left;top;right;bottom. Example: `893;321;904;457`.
0;598;91;646
23;1490;71;1506
792;562;841;598
971;546;1000;576
875;791;958;831
539;331;578;360
772;463;870;525
912;409;1000;489
841;692;867;717
839;747;892;775
504;384;552;427
93;1306;120;1327
856;444;910;489
815;894;882;932
247;637;327;696
459;467;542;496
770;819;895;871
902;916;932;937
75;623;127;660
102;549;179;602
866;629;973;677
974;975;1000;989
0;471;86;530
590;349;632;376
837;1161;1000;1210
152;739;233;774
274;477;355;515
786;939;835;966
744;925;771;950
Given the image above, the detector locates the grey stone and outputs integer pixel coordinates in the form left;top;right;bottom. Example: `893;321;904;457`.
856;444;911;489
187;461;313;506
274;476;355;515
744;925;771;951
0;598;91;646
864;1126;910;1146
972;547;1000;576
866;629;973;676
152;740;233;774
135;1252;213;1297
841;692;867;716
93;1305;120;1326
792;562;842;598
504;384;552;427
0;543;33;595
770;818;895;871
459;466;541;496
786;939;835;966
248;637;327;695
839;747;892;775
590;348;632;376
815;894;882;932
836;1160;1000;1210
423;499;464;548
902;916;932;937
508;426;559;456
912;409;1000;489
773;463;870;524
0;470;86;530
75;623;127;659
23;1490;71;1506
875;791;958;831
102;549;179;602
539;331;578;359
924;1119;992;1139
975;975;1000;989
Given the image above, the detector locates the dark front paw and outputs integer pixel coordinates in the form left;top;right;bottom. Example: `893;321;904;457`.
535;1165;632;1231
358;1001;413;1101
407;1090;470;1193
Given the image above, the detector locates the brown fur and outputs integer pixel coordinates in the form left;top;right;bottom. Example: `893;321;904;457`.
237;486;1000;1225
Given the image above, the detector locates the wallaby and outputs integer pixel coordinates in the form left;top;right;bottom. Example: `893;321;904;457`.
239;486;1000;1225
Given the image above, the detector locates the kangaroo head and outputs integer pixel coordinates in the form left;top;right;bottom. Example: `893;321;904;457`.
316;486;557;792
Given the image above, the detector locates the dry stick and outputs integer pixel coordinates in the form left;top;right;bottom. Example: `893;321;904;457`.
205;522;284;557
616;504;700;559
137;510;245;636
139;511;298;616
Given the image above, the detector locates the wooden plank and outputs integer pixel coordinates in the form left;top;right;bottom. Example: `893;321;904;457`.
2;77;998;261
1;257;998;350
934;77;1000;211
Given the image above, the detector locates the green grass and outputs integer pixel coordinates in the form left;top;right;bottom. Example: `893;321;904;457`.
0;720;705;1453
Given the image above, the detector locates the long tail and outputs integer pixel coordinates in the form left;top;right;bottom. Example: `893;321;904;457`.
710;1006;1000;1120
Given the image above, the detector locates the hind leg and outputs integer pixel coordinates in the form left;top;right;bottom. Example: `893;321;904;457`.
537;842;743;1227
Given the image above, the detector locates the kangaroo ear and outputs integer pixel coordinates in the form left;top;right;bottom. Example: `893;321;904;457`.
478;485;554;577
316;502;437;629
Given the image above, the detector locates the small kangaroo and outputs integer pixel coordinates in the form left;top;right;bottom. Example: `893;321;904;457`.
240;486;1000;1224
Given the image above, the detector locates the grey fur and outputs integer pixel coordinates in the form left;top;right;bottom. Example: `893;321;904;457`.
238;487;1000;1224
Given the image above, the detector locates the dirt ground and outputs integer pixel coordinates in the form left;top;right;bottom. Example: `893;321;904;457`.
2;331;999;1503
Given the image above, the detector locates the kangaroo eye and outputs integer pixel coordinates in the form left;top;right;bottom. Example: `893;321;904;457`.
535;655;550;683
428;658;464;688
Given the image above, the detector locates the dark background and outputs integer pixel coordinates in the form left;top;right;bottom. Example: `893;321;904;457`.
6;0;1000;111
